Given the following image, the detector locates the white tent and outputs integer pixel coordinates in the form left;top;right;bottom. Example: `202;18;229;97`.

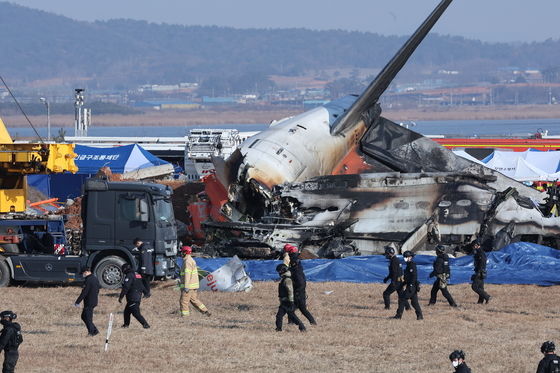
452;150;486;165
482;149;560;182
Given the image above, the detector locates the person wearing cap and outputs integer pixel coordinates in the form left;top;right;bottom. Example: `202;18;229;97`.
449;350;471;372
537;341;560;373
285;246;316;325
0;310;22;373
179;246;211;317
428;245;458;307
133;238;154;298
393;251;423;320
382;246;406;310
275;263;305;332
470;239;491;304
282;243;297;266
118;263;150;329
74;267;100;336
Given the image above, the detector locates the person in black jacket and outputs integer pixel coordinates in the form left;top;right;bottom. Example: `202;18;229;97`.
537;341;560;373
133;238;154;297
382;246;409;310
288;251;316;325
449;350;471;373
0;310;22;373
74;268;100;336
470;240;491;304
394;251;423;320
118;263;150;329
275;264;305;332
429;245;458;307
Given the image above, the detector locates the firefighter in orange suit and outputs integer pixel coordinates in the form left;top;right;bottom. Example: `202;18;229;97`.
179;246;211;317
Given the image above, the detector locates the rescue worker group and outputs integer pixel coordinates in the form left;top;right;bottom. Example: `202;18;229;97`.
1;238;559;373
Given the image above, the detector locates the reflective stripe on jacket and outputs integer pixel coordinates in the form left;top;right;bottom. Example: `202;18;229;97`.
180;255;199;289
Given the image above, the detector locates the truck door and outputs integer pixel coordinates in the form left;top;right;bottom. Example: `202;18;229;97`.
115;192;155;249
83;189;116;248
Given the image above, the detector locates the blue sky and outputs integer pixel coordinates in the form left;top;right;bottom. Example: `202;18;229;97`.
5;0;560;42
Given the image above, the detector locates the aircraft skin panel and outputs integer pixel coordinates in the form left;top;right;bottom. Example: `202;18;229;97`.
237;97;366;188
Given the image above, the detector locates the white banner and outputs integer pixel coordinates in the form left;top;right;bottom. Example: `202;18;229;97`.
199;256;253;292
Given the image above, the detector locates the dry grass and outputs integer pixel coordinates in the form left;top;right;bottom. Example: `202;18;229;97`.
2;281;558;372
3;104;560;129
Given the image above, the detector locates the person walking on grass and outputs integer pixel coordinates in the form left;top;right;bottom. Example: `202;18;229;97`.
284;244;316;325
0;310;22;373
179;246;211;317
470;239;491;304
393;251;423;320
428;245;458;307
74;267;100;336
275;264;305;332
119;263;150;329
537;341;560;373
382;246;408;310
132;237;154;297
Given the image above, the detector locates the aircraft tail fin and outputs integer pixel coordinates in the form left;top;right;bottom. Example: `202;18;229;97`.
330;0;453;135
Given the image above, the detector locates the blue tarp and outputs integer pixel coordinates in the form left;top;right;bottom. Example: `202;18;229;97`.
193;242;560;286
74;144;169;174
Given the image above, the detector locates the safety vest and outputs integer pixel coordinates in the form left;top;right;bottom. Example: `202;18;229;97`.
180;255;200;290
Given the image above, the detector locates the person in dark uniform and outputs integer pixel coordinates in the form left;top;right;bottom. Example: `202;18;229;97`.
449;350;471;373
471;239;491;304
0;310;22;373
119;263;150;329
429;245;458;307
287;250;316;325
394;251;423;320
74;267;100;336
275;264;306;332
537;341;560;373
382;246;408;310
133;238;154;297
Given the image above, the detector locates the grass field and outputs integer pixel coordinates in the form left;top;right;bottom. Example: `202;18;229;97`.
1;281;557;372
3;104;560;130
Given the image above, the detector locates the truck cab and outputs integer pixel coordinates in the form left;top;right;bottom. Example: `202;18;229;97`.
0;178;178;288
81;178;177;287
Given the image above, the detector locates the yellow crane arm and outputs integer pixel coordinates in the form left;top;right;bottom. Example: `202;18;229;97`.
0;117;78;212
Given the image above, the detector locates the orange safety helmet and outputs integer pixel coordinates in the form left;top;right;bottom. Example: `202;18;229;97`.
181;246;192;255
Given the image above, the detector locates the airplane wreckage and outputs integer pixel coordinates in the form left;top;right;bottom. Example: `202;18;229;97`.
192;0;560;258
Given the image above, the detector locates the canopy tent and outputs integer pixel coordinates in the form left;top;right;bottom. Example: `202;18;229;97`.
480;149;560;182
74;144;170;174
28;144;170;201
194;242;560;286
452;150;485;165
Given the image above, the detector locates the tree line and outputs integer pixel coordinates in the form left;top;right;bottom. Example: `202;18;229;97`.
1;2;560;91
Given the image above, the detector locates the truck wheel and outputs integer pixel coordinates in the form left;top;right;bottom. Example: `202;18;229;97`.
95;256;126;289
0;260;10;287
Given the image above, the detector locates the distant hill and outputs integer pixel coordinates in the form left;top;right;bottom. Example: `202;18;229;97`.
1;1;560;90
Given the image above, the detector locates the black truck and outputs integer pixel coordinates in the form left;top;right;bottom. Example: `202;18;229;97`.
0;178;178;288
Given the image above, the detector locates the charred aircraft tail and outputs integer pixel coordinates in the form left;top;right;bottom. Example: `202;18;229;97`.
330;0;453;136
360;116;545;202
